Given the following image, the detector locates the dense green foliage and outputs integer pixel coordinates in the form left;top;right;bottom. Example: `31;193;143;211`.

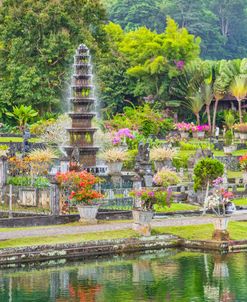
193;158;224;191
105;0;247;60
0;0;107;116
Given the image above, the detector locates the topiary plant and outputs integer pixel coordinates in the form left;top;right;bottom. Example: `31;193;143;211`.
193;158;224;192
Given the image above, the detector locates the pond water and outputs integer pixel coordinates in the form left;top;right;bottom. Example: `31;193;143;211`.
0;249;246;302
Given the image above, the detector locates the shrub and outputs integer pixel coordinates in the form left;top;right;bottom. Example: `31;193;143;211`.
7;176;50;188
100;148;129;162
56;171;103;205
224;130;233;146
153;168;180;188
193;158;224;191
150;147;177;161
172;155;189;170
180;141;210;150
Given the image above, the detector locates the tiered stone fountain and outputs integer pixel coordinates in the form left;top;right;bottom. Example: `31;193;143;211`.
65;44;98;167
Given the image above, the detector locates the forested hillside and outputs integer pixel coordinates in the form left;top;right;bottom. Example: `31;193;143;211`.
103;0;247;60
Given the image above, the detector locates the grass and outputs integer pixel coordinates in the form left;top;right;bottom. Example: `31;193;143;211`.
0;137;40;143
233;197;247;206
153;221;247;241
2;221;247;249
0;229;138;249
227;170;243;178
154;203;200;213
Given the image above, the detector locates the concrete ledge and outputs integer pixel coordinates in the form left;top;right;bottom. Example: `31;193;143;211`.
0;235;180;267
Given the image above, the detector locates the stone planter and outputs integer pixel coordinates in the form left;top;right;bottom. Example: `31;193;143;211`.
212;216;230;241
239;133;247;141
223;145;236;155
107;161;123;175
192;132;198;139
132;209;153;236
197;131;205;139
180;131;189;139
243;171;247;183
77;205;99;224
132;210;153;224
234;132;240;139
154;160;172;171
213;216;229;231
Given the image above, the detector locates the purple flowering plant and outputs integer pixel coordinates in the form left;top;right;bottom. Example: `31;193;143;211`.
130;188;172;211
112;128;135;145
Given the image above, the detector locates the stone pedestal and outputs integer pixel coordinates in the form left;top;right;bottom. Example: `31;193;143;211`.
212;230;230;241
132;223;151;236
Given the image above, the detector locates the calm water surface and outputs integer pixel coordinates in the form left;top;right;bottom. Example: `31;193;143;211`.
0;249;246;302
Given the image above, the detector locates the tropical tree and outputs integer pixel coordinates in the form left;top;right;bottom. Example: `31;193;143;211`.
201;83;213;130
6;105;38;129
230;75;247;123
186;92;204;125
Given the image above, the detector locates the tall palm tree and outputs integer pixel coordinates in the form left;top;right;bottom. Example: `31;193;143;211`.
186;92;204;125
230;75;247;123
201;83;213;131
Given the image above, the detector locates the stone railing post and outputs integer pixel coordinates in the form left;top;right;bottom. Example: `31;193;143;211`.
50;181;60;216
0;156;7;188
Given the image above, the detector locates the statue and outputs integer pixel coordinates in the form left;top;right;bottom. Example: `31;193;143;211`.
71;147;80;163
137;142;150;163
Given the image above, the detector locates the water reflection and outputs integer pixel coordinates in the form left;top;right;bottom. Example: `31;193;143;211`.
0;250;247;301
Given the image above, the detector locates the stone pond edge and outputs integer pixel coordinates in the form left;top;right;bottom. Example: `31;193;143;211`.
1;235;247;267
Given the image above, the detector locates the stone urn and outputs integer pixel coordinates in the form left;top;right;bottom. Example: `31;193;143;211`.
132;209;153;236
77;204;99;224
107;161;123;175
197;131;205;139
154;160;172;171
180;131;189;139
242;171;247;183
212;216;230;241
239;133;247;141
234;132;240;139
223;145;237;155
192;132;198;139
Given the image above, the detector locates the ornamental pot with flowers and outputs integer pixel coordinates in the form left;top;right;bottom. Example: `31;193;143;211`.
223;130;236;155
234;123;247;140
239;154;247;183
100;148;128;175
56;170;103;223
191;124;210;139
175;122;191;139
130;187;172;236
204;177;234;241
150;147;177;171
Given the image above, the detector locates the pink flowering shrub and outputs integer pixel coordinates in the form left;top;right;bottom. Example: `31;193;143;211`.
175;122;192;132
191;124;210;132
112;128;135;145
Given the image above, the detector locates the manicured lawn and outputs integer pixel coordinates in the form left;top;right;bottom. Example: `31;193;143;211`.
233;197;247;206
154;203;200;213
2;221;247;249
0;229;138;249
227;170;243;178
153;221;247;241
214;149;247;157
0;137;40;143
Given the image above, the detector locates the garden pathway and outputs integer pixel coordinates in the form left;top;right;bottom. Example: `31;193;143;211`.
1;211;247;240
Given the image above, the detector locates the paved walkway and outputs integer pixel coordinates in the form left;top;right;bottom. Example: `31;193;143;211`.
1;211;247;240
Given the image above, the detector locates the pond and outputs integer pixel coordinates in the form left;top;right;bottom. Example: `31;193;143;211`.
0;249;246;301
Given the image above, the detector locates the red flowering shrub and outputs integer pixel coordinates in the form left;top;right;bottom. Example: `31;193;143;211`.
56;171;103;205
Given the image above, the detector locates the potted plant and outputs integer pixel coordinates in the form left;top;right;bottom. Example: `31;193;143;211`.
193;158;224;205
153;168;181;188
150;147;177;171
235;123;247;141
175;122;191;139
56;170;103;223
239;154;247;183
223;130;236;155
130;187;172;236
204;177;234;240
100;148;128;175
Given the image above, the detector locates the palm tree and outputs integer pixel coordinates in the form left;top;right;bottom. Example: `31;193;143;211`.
230;75;247;123
185;92;204;125
201;83;213;131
